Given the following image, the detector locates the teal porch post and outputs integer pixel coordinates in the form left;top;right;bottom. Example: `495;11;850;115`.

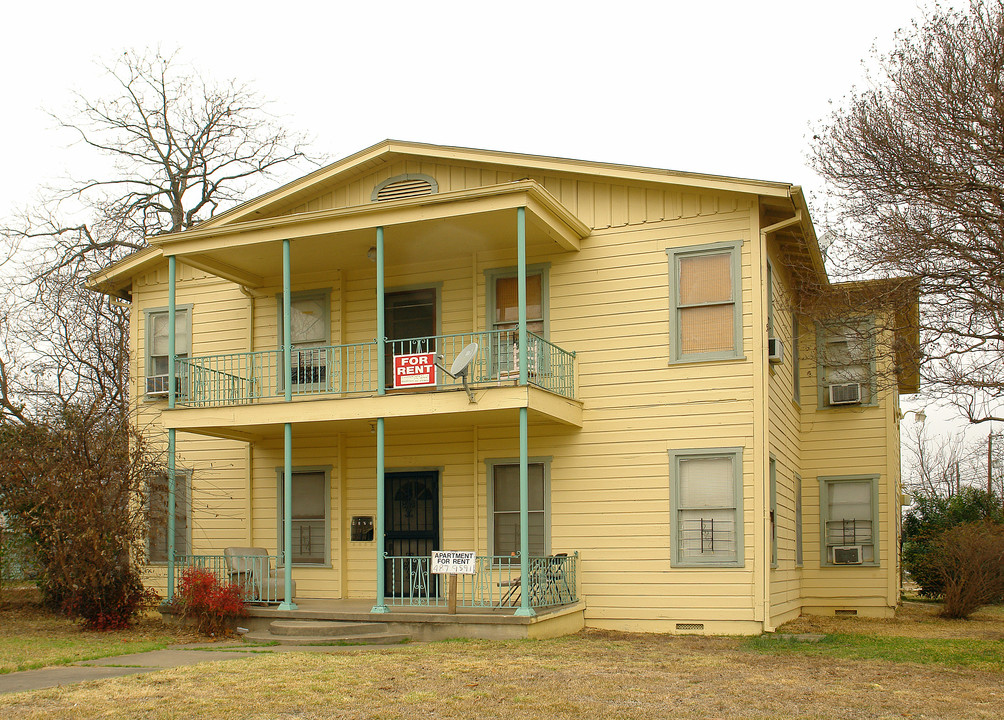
278;239;297;610
166;255;177;600
372;226;389;613
514;207;535;617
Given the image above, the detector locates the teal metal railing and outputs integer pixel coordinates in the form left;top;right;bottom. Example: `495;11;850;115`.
172;553;289;604
175;330;575;407
383;553;578;609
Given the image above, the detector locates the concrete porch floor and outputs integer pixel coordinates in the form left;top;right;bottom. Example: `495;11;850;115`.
239;598;587;641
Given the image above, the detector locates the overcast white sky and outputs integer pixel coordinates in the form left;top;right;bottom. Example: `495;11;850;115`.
0;0;967;429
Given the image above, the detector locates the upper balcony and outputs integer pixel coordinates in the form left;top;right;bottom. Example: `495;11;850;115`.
175;329;575;405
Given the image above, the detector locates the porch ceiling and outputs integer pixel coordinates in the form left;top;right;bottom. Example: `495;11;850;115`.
161;385;583;441
150;182;588;288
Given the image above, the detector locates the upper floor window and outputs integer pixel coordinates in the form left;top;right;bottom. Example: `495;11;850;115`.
278;291;330;387
667;242;742;362
145;306;191;397
486;265;548;378
818;320;874;407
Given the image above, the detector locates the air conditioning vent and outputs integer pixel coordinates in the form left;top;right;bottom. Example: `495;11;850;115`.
146;375;182;397
768;337;784;364
829;382;862;405
832;545;863;565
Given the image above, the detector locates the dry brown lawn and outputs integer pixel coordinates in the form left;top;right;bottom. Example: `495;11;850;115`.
0;600;1002;719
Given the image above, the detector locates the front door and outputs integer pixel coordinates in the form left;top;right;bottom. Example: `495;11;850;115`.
384;471;440;597
384;288;437;387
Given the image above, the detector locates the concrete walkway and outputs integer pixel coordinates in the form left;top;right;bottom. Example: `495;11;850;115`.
0;642;409;694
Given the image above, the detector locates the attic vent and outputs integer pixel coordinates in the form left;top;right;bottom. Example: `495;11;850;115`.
372;173;438;202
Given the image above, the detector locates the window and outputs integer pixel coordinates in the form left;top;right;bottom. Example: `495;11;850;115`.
277;468;330;565
486;265;548;378
667;242;742;362
794;473;803;566
145;306;191;396
818;320;874;406
669;448;744;566
147;472;189;563
820;475;878;566
278;291;330;387
769;457;777;568
487;460;549;557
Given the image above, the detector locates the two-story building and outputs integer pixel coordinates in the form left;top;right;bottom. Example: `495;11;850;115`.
87;140;918;637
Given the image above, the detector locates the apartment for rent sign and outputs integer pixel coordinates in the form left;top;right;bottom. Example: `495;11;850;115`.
393;352;437;389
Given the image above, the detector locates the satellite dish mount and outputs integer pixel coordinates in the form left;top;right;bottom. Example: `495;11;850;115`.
436;342;479;403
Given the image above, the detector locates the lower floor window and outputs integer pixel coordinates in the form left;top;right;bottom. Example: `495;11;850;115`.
821;476;877;565
278;469;329;565
489;461;548;557
148;472;189;563
670;448;743;566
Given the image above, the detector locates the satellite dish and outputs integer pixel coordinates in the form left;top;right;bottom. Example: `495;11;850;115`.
437;342;479;403
450;342;479;378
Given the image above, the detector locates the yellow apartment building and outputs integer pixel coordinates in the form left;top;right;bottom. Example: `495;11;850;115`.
88;141;918;637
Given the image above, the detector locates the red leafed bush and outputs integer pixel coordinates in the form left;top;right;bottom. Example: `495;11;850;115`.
171;567;247;636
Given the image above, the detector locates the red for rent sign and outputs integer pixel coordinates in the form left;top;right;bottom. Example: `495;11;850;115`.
393;352;437;389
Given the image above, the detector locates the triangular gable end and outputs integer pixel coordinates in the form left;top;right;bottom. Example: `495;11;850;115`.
203;140;786;233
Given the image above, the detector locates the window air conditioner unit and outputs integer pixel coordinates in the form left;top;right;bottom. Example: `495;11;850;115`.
146;375;179;397
832;545;864;565
829;382;862;405
768;337;784;364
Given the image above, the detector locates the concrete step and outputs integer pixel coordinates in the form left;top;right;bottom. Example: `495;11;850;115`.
242;619;411;646
268;620;384;638
243;630;410;646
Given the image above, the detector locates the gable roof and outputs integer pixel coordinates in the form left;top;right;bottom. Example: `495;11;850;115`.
200;139;795;230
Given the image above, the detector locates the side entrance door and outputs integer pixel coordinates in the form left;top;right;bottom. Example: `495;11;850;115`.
384;470;440;598
384;288;437;388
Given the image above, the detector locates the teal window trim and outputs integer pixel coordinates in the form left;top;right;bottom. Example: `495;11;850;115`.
144;304;193;400
794;473;803;567
275;289;332;348
148;469;191;564
668;446;745;568
769;456;778;569
666;241;744;363
275;465;333;567
818;474;880;567
792;312;801;405
485;456;552;557
485;263;550;338
816;317;878;409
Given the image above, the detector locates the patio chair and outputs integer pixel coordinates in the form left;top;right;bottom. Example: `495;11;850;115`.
497;553;569;607
223;546;295;603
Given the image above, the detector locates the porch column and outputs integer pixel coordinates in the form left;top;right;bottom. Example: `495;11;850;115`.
372;226;390;613
278;239;297;610
278;422;296;610
515;207;535;617
166;255;177;600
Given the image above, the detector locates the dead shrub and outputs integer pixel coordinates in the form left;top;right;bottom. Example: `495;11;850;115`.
932;521;1004;619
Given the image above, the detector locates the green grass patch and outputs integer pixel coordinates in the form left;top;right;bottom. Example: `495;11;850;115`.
744;632;1004;672
0;635;172;674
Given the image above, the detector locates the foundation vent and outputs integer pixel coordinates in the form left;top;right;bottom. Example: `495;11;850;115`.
676;623;705;631
834;609;858;616
372;174;438;202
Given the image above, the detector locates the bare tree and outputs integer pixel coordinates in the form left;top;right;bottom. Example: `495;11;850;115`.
904;422;1004;500
809;0;1004;424
0;49;316;623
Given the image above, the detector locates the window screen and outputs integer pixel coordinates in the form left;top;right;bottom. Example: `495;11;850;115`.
491;463;545;557
675;454;739;564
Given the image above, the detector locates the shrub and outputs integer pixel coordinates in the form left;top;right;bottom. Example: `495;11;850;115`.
903;488;1004;597
171;567;247;636
931;521;1004;619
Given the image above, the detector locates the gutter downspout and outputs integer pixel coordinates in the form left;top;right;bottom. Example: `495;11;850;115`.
757;204;802;633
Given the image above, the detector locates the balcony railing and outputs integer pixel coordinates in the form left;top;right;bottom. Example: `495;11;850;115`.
384;553;578;609
174;330;574;407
